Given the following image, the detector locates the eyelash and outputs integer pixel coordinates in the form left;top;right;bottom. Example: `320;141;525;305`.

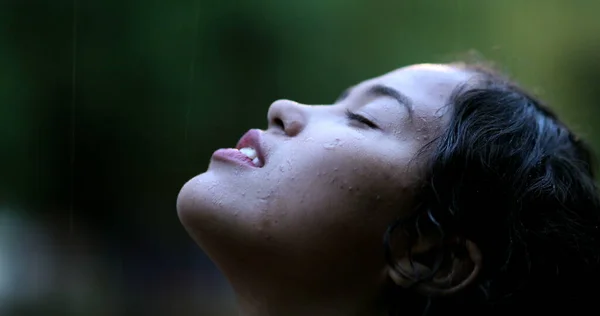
345;109;379;129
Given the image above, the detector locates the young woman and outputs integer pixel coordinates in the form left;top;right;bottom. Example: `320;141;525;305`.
177;63;600;315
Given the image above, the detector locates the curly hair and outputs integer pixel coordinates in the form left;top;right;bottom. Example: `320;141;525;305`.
385;63;600;315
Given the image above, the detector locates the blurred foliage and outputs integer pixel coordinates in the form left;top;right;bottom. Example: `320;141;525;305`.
0;0;599;315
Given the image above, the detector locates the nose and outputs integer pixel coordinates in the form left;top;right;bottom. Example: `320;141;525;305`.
267;99;307;137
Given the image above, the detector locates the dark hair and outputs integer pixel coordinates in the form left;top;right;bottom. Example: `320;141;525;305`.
385;63;600;315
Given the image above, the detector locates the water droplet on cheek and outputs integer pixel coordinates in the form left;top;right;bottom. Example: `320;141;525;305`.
323;138;343;149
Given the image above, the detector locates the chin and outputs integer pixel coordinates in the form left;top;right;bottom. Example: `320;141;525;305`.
176;170;266;244
176;171;222;230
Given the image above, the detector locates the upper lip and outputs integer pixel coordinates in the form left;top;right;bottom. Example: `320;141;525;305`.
235;129;267;166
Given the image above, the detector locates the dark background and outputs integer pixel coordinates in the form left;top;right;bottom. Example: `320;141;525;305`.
1;1;599;315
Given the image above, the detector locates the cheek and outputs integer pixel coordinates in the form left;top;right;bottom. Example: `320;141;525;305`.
258;144;416;244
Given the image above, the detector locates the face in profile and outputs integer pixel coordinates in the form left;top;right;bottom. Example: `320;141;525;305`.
177;64;474;304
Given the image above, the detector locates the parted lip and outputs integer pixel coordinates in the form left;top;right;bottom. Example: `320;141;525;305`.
235;129;266;166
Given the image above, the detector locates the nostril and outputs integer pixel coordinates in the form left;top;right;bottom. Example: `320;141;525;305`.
267;99;306;136
273;117;285;130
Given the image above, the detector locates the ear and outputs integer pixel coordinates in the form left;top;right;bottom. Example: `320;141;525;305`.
388;238;482;297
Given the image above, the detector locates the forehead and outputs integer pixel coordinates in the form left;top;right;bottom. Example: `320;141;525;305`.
356;64;474;114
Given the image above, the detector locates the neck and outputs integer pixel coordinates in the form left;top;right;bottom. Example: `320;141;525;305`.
232;279;388;316
217;256;389;316
195;226;392;315
237;300;385;316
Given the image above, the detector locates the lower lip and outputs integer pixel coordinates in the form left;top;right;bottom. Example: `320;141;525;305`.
212;148;257;168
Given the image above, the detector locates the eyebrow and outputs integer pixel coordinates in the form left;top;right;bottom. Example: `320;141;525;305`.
336;84;414;118
367;84;414;117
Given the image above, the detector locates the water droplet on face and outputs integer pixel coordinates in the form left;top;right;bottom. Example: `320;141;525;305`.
323;138;342;149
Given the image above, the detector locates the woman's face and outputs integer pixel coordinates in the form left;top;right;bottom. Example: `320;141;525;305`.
177;64;472;284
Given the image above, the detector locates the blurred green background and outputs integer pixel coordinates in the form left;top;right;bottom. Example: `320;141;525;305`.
1;0;599;315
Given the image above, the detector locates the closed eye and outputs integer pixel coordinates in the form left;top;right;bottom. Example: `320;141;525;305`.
345;109;379;129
